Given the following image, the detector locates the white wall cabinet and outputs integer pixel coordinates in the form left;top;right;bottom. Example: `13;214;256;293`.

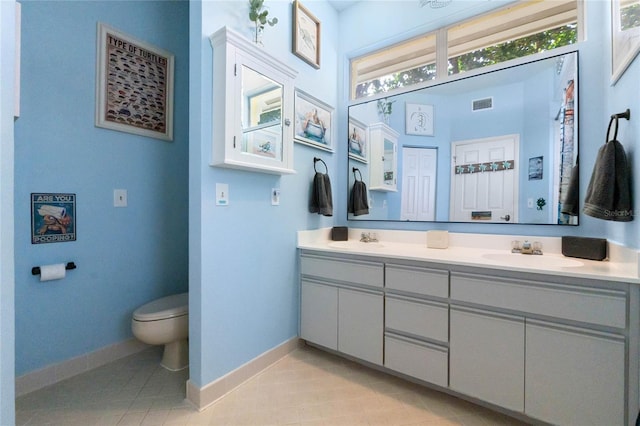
450;306;524;412
299;251;636;425
368;122;399;191
210;27;297;174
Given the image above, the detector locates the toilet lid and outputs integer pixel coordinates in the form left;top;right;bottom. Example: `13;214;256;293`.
133;293;188;321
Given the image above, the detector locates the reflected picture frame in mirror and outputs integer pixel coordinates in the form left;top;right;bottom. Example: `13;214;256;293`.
348;117;369;163
347;50;579;226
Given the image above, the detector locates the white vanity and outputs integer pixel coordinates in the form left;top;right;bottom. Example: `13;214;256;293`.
298;228;640;426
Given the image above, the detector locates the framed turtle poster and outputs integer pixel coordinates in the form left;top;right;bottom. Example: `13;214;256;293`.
95;23;174;141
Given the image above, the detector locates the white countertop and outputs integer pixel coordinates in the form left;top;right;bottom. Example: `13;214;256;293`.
298;228;640;284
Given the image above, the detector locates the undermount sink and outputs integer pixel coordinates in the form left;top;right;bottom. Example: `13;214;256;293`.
482;252;584;268
328;241;385;250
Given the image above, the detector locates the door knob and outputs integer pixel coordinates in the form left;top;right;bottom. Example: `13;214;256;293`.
500;214;511;222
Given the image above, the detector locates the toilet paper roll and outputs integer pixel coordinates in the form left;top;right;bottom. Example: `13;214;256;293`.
39;263;66;282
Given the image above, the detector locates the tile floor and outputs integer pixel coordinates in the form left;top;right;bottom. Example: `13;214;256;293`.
16;344;529;425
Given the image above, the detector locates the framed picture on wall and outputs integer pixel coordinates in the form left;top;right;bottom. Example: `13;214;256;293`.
405;103;434;136
611;0;640;84
292;0;321;69
31;193;76;244
528;156;543;180
348;117;368;163
294;89;334;152
95;23;175;141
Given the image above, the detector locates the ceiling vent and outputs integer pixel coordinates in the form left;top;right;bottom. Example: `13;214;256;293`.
472;97;493;111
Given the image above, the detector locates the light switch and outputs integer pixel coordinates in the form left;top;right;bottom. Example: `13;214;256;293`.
114;189;127;207
271;188;280;205
216;183;229;206
527;198;534;209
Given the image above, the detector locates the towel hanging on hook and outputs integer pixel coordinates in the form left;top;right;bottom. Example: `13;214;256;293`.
309;157;333;216
349;168;369;216
583;108;632;221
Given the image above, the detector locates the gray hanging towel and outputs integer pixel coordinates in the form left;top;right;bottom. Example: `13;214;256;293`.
561;160;579;216
309;172;333;216
348;180;369;216
583;139;632;221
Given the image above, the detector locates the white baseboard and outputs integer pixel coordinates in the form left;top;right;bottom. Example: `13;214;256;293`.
186;337;301;411
15;338;149;396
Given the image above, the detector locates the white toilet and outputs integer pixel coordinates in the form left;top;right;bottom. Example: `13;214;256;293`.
131;292;189;371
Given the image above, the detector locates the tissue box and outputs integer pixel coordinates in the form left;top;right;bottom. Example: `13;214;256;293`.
331;227;348;241
427;230;449;249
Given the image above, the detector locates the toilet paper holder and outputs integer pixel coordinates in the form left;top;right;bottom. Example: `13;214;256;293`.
31;262;76;276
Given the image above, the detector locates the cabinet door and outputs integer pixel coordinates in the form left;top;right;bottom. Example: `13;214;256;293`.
450;307;524;412
525;321;625;425
338;288;383;365
369;122;399;192
300;280;338;350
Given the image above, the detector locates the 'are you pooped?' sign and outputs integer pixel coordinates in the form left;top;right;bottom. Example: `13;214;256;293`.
31;193;76;244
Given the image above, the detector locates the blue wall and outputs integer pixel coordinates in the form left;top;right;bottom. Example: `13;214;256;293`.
0;1;17;423
189;1;338;387
13;0;189;376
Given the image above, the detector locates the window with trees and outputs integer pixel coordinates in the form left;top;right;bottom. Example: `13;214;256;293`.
351;0;581;100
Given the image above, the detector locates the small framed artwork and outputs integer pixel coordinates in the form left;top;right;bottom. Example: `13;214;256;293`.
528;156;543;180
292;0;321;69
294;89;333;152
405;103;434;136
611;0;640;84
348;117;368;163
31;193;76;244
95;23;175;141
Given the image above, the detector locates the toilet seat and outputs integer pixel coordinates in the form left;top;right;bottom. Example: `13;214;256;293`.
133;293;188;322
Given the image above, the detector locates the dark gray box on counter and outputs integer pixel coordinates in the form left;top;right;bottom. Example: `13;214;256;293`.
561;236;607;261
331;227;348;241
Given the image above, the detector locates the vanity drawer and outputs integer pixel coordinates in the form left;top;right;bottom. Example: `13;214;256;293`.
385;333;448;387
450;273;627;328
385;296;448;342
301;254;384;288
385;264;449;298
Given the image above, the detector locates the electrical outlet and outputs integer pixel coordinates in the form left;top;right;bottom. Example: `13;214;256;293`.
114;189;127;207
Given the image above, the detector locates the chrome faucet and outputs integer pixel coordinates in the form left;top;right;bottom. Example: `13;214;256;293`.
512;240;542;254
360;232;379;243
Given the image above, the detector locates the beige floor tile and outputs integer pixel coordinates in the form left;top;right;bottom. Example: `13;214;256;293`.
15;345;533;426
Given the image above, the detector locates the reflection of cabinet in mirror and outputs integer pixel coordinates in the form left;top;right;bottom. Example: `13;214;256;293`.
368;122;399;191
209;27;298;174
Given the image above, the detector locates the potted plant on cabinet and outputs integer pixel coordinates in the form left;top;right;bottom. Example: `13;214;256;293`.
249;0;278;45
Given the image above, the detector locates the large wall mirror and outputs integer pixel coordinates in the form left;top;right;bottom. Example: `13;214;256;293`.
348;50;578;225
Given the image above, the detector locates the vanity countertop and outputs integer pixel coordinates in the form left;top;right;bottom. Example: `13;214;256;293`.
298;228;640;284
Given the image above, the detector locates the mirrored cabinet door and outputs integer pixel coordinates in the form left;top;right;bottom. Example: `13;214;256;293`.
210;27;298;175
240;65;283;162
369;122;399;191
